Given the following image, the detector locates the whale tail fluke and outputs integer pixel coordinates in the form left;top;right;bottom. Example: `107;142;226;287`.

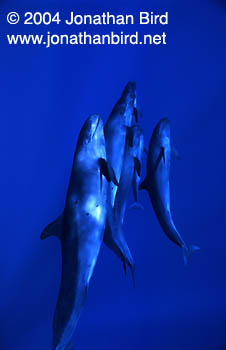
117;232;135;287
115;238;135;286
123;254;135;288
120;242;135;287
130;262;136;289
129;202;144;211
120;253;127;276
103;218;135;286
183;244;200;265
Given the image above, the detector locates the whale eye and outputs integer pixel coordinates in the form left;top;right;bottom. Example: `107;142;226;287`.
86;213;89;216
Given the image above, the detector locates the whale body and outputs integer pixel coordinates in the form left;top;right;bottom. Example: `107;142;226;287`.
103;82;137;275
139;118;199;264
41;115;117;350
129;125;144;210
111;125;144;281
114;125;144;224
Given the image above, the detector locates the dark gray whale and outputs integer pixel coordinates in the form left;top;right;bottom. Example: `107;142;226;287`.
111;125;144;282
139;118;200;264
129;125;144;210
41;115;117;350
103;82;137;275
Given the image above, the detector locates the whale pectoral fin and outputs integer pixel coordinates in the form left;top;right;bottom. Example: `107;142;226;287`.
108;165;119;186
40;215;63;240
155;147;166;170
132;171;138;202
99;158;110;183
133;107;138;123
133;107;143;123
99;158;119;186
161;147;166;163
171;146;180;159
127;126;134;147
134;157;141;177
100;169;103;191
139;177;149;191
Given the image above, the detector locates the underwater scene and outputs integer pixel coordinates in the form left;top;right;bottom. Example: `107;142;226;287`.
0;0;226;349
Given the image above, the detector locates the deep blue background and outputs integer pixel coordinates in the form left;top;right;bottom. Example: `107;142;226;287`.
1;0;226;349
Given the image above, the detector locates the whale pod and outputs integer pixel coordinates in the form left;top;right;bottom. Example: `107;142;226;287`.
41;115;117;350
140;118;200;264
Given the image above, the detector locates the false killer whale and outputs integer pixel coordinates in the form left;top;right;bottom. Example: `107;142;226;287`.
103;82;137;277
139;118;200;264
41;115;117;350
129;125;144;210
111;125;144;282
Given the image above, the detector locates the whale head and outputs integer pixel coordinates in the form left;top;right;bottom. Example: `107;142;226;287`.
122;81;136;98
78;114;104;144
76;114;106;160
119;81;137;127
154;118;170;145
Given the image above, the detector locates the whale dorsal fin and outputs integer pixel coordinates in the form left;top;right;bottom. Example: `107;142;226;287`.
99;158;119;186
139;177;149;191
40;215;63;240
134;157;141;177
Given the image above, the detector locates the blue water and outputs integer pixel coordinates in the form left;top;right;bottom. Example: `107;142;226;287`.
1;0;226;349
